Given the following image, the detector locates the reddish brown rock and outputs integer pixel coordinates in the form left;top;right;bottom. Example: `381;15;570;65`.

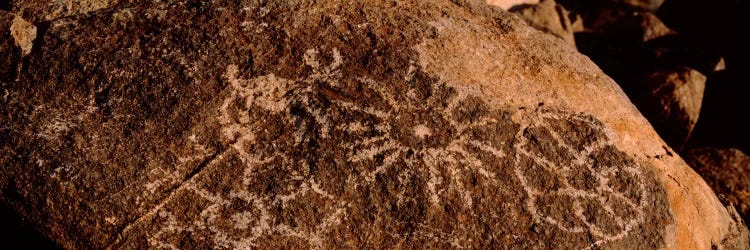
684;147;750;227
9;0;118;22
8;15;35;56
583;9;674;43
509;0;577;47
486;0;539;10
563;0;665;12
635;12;674;42
636;67;706;150
0;1;747;249
616;0;664;11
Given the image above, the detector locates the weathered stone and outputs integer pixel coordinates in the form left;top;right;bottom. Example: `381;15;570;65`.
636;67;706;150
646;35;726;75
573;10;675;90
614;0;663;11
9;15;35;56
570;12;584;32
486;0;539;10
559;0;664;12
635;12;673;42
0;1;747;249
720;202;750;249
584;10;674;42
10;0;119;22
684;147;750;228
510;0;577;47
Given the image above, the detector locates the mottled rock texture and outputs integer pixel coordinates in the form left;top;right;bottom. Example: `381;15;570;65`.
509;0;577;47
8;0;118;22
486;0;539;10
637;67;706;150
684;148;750;228
0;0;747;249
9;15;36;56
585;11;674;43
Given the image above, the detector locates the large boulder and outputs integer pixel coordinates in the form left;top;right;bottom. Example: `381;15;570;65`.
1;1;747;249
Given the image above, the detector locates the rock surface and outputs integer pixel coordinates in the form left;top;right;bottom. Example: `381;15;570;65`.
573;9;675;88
8;0;118;22
665;0;750;154
646;36;726;76
597;11;672;42
9;15;36;56
0;0;747;249
557;0;664;12
509;0;577;47
582;9;673;43
636;67;706;150
615;0;663;11
683;147;750;227
486;0;539;10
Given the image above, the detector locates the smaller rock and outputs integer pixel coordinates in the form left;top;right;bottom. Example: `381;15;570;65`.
9;15;35;56
613;0;663;11
557;0;663;21
585;10;674;42
569;12;584;32
645;35;726;75
683;147;750;227
637;12;673;42
636;67;706;150
509;0;576;47
485;0;539;10
573;10;675;88
713;57;726;72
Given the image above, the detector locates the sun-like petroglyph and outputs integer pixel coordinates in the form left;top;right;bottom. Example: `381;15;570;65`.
144;48;670;249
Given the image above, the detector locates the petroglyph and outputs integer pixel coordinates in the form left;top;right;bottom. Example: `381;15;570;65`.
513;110;652;249
143;48;670;249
